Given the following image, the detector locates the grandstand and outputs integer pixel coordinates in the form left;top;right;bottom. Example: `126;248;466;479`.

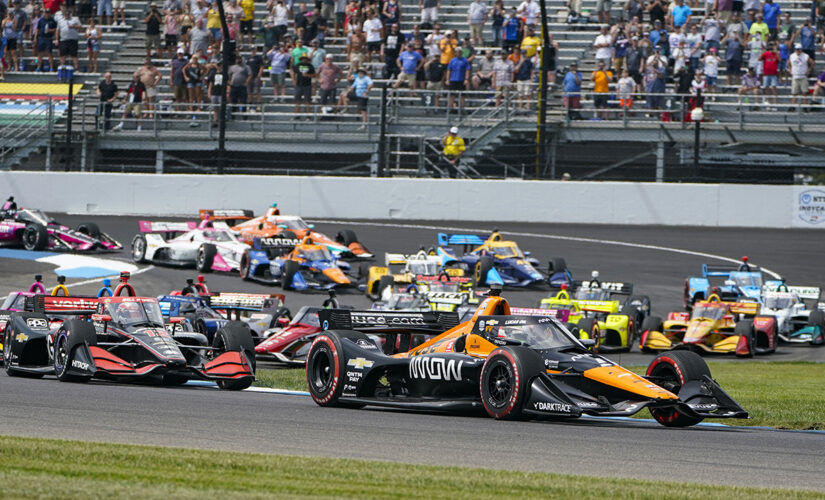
1;0;824;181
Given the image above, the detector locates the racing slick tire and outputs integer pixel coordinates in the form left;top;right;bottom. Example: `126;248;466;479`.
474;256;494;287
185;314;209;336
239;250;252;281
54;319;97;383
196;244;217;272
807;310;825;346
77;222;101;238
576;318;601;353
131;234;148;263
480;347;545;420
212;321;256;390
645;351;711;427
624;295;650;324
734;320;755;358
640;315;664;353
547;257;567;274
22;224;48;251
335;229;359;246
281;260;300;290
377;275;395;299
683;279;703;311
306;330;369;408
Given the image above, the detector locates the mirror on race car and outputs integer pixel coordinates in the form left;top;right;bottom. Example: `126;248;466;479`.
580;338;597;350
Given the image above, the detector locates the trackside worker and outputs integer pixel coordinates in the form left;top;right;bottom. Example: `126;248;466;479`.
440;126;465;176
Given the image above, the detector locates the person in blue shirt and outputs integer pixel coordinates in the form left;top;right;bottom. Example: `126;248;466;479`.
562;62;583;119
350;68;373;128
792;18;816;62
394;43;424;95
669;0;691;30
762;0;780;39
502;7;522;51
446;53;471;109
649;20;669;57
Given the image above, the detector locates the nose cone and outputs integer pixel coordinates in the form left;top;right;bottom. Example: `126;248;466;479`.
684;319;714;342
323;267;351;284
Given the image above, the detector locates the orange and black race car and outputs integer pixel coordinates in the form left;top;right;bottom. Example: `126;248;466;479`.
201;205;372;259
307;289;748;427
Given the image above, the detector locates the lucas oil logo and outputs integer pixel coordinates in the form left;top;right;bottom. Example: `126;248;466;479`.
409;356;463;381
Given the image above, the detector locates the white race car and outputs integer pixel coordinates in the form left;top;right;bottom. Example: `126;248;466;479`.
760;286;825;345
131;220;250;272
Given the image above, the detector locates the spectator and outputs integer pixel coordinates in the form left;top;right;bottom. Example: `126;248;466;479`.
517;0;539;28
363;9;383;62
545;33;560;85
723;30;743;86
180;5;195;48
702;47;719;94
56;5;81;71
311;53;338;112
502;7;521;51
334;0;347;35
668;26;686;61
246;46;264;110
396;41;424;93
492;50;513;106
685;24;701;73
351;67;373;127
292;54;314;114
714;0;733;23
268;1;290;47
310;38;326;74
424;54;444;107
439;29;458;67
206;2;221;50
440;126;465;175
98;0;113;27
743;0;760;17
164;9;180;59
228;56;251;116
726;11;748;40
2;11;18;74
702;11;721;54
170;48;188;109
759;42;779;106
268;45;290;101
291;38;308;64
644;57;665;109
778;12;794;41
238;0;255;48
521;26;539;58
626;0;643;25
813;68;825;102
382;23;402;79
467;0;487;46
490;0;504;47
762;0;780;40
113;74;146;132
136;57;162;118
731;0;743;20
689;70;705;110
617;69;636;110
613;25;628;74
446;48;470;109
348;23;365;64
183;56;204;125
419;0;439;28
749;13;769;42
204;57;221;125
34;9;57;72
562;62;583;119
669;0;691;30
85;18;101;74
791;18;815;63
743;10;755;30
145;3;163;58
672;40;688;74
594;0;611;24
649;20;668;57
189;18;209;55
513;49;534;111
789;44;811;108
647;0;666;26
382;0;401;28
738;66;759;101
405;23;426;45
591;60;613;119
593;26;613;68
97;71;118;130
747;32;765;77
625;36;644;84
647;44;667;68
777;32;789;85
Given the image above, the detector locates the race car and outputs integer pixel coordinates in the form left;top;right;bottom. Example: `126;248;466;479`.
2;273;255;389
0;196;121;252
240;236;360;291
305;288;748;427
131;220;250;272
208;204;372;259
364;249;466;299
537;272;651;352
373;278;480;321
640;294;777;356
683;257;781;310
760;285;825;345
436;231;571;288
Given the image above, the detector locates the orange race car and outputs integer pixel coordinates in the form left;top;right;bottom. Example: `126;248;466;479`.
306;288;748;427
200;204;372;259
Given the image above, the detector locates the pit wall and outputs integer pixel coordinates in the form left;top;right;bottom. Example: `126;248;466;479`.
2;172;822;229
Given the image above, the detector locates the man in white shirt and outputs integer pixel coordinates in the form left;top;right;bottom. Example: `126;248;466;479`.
789;43;811;107
517;0;539;28
467;0;488;46
362;10;384;62
593;26;613;68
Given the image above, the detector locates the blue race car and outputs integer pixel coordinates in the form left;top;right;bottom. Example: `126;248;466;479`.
436;231;571;288
239;236;361;291
683;257;782;310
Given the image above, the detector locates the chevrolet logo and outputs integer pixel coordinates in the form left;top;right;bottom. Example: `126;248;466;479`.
347;357;374;369
15;333;29;342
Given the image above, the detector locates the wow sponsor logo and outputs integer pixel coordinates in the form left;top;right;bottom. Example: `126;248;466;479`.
795;189;825;226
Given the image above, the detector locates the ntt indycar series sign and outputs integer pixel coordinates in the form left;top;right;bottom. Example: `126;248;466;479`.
793;188;825;227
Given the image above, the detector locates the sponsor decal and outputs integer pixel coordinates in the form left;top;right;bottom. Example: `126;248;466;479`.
578;401;600;408
581;281;628;292
15;333;29;342
346;371;362;382
689;403;718;410
351;312;427;326
260;237;301;246
322;320;329;330
343;384;357;392
356;339;377;350
347;357;374;369
71;360;90;370
26;318;48;329
544;359;559;369
533;401;572;412
794;188;825;226
409;356;463;381
504;319;527;326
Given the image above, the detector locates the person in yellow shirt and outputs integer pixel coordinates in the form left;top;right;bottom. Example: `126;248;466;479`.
748;13;769;42
440;126;465;176
520;27;540;57
207;5;222;49
439;31;458;65
590;60;613;120
240;0;256;48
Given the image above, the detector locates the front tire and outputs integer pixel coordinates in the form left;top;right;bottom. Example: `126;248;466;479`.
734;319;755;358
239;250;251;280
807;310;825;346
480;347;545;420
196;244;217;272
22;224;48;251
474;256;494;286
645;351;711;427
281;259;300;290
131;234;148;263
77;222;101;238
212;321;255;390
54;319;97;383
306;330;368;407
336;229;359;246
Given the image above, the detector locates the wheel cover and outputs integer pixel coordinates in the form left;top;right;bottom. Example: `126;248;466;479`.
240;255;249;278
310;348;334;394
486;363;514;409
3;330;11;366
196;248;205;268
648;362;682;420
24;228;36;247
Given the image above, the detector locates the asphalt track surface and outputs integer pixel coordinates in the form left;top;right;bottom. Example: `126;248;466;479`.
2;215;825;491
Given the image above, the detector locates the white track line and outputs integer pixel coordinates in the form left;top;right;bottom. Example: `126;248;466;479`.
309;220;782;280
64;265;156;288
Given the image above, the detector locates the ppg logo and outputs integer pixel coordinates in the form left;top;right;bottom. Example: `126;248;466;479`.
26;318;48;329
322;320;329;330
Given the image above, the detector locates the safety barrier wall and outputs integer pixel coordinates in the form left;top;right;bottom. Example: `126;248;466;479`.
2;172;821;229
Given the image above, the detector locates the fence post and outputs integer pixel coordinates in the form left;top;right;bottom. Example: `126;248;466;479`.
656;140;664;182
261;103;266;140
417;135;425;176
46;96;53;171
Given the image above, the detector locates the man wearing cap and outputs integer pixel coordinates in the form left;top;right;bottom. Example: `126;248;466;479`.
749;13;769;42
562;62;582;119
56;4;81;72
246;46;265;110
34;8;57;71
440;126;465;176
170;47;189;108
789;43;812;108
701;11;720;54
790;18;816;63
351;68;373;127
318;53;342;112
702;46;720;94
591;60;613;120
395;42;424;94
446;47;470;109
492;50;514;106
292;54;315;114
625;36;644;84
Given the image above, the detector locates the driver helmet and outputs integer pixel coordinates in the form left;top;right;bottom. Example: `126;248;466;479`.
117;302;142;323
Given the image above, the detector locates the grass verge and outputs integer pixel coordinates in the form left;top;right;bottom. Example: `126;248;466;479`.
256;362;825;430
0;435;820;499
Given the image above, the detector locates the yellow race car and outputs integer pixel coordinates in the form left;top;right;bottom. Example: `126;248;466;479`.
365;249;466;300
640;294;778;357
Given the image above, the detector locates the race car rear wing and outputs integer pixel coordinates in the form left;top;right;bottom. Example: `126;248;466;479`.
761;284;821;301
510;307;571;322
24;294;99;315
572;280;634;295
199;209;254;224
319;309;459;333
415;274;471;284
437;233;487;248
207;292;285;311
252;236;300;253
702;263;761;277
138;221;198;234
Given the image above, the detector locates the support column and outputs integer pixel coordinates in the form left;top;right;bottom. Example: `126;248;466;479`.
155;150;164;174
655;141;664;182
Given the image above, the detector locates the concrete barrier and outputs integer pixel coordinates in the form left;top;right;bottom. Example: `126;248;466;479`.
1;171;818;229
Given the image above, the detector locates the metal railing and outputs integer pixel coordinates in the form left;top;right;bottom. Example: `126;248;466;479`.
0;97;55;170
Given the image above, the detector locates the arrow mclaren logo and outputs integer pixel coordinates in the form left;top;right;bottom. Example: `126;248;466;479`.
347;357;374;369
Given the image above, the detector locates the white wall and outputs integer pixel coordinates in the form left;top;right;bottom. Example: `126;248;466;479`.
1;171;816;229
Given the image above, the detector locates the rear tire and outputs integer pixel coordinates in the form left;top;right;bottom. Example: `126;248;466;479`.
646;351;711;427
239;250;251;280
479;347;545;420
77;222;101;238
212;321;255;390
474;256;494;286
576;318;601;352
547;257;567;274
196;244;217;272
54;319;97;383
131;234;148;263
336;229;359;246
281;260;300;290
22;224;48;251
